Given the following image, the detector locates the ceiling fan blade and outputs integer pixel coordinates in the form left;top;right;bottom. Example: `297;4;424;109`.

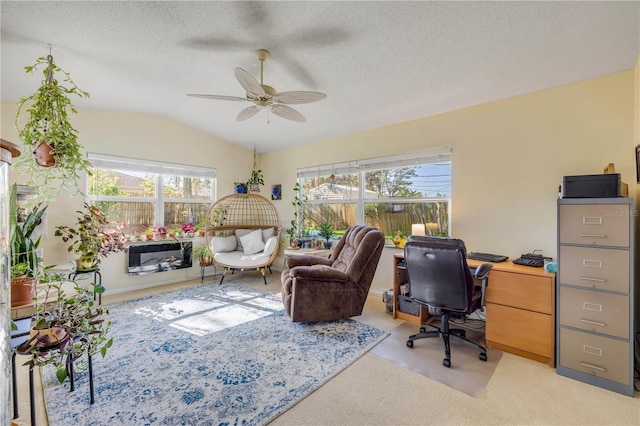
236;105;262;121
271;105;306;122
187;94;247;102
274;91;327;105
234;68;265;98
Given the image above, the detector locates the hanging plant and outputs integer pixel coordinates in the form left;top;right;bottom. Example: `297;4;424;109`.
14;50;92;201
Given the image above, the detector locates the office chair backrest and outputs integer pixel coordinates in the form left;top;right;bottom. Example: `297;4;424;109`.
404;237;474;313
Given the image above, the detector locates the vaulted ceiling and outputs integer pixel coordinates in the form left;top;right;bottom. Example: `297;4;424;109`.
2;1;638;153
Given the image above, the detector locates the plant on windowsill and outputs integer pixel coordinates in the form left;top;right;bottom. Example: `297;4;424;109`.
18;269;112;383
54;203;127;272
318;220;335;249
181;222;195;238
13;51;92;202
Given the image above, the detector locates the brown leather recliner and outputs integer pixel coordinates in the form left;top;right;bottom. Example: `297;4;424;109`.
281;225;385;322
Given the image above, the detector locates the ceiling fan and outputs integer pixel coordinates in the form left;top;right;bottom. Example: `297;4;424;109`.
187;49;326;122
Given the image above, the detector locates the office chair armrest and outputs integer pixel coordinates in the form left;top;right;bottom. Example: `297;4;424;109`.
290;265;348;282
285;254;333;269
472;263;493;280
472;263;492;307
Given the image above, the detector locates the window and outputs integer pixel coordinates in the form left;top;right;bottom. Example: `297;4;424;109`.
86;154;216;235
297;148;451;241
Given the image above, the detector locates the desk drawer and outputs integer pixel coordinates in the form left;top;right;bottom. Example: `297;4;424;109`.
485;270;553;314
559;287;629;339
559;204;629;247
559;246;629;292
486;303;553;359
559;328;629;386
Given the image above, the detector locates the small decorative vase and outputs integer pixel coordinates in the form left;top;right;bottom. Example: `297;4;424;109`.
145;233;154;241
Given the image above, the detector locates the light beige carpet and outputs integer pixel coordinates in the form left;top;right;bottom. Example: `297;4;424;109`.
371;319;502;397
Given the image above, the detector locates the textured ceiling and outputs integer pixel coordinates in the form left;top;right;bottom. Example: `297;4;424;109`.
1;1;639;153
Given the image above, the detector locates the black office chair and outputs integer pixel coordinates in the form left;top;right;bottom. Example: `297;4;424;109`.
404;236;492;368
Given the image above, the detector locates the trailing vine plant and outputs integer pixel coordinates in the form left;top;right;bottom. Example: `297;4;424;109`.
14;49;92;201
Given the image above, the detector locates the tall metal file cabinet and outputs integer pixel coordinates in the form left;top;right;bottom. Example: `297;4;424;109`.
557;198;636;396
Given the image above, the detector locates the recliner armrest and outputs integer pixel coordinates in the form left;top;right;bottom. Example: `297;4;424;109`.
285;254;333;269
290;265;348;282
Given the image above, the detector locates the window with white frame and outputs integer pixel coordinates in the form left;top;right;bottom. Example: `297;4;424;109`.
86;153;216;235
297;148;451;242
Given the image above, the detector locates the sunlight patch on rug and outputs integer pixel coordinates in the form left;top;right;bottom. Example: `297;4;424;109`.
41;282;388;425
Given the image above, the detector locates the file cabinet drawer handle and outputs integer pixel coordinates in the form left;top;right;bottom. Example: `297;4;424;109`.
579;318;606;327
582;302;603;312
580;362;606;372
579;276;606;282
582;217;603;225
582;259;602;269
579;233;607;238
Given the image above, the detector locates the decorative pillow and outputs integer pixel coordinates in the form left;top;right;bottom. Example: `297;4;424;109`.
263;236;278;256
261;227;276;243
240;229;265;255
211;235;237;253
235;229;252;252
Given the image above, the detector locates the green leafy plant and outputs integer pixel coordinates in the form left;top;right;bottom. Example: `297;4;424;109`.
318;220;335;242
13;53;92;201
9;184;47;280
208;206;228;227
54;203;126;271
290;182;307;240
192;243;213;266
21;270;112;383
247;169;264;192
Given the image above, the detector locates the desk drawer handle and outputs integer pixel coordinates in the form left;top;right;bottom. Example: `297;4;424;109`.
579;276;606;282
579;318;606;327
582;217;603;225
580;362;606;372
579;233;607;238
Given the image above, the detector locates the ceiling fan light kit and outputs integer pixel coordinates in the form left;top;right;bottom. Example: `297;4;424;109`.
188;49;326;122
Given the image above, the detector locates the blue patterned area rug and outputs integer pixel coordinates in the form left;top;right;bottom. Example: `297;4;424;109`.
41;282;387;425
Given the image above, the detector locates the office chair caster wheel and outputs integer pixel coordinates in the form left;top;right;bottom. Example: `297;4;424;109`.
479;352;487;362
419;327;426;333
443;358;451;368
406;340;414;348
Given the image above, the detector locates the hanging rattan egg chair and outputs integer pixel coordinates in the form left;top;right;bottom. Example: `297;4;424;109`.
205;193;281;284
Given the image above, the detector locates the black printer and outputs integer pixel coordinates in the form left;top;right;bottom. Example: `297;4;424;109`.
561;173;627;198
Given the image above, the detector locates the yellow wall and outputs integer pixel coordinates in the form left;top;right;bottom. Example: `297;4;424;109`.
1;103;253;291
2;69;636;294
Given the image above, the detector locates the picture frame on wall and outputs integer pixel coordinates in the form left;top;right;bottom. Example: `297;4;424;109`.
636;145;640;183
271;184;282;200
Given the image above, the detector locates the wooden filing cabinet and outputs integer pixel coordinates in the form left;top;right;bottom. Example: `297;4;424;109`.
557;198;636;396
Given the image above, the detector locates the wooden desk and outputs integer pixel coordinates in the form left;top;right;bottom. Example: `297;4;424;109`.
392;253;556;365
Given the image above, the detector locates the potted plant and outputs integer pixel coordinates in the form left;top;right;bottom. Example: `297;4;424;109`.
181;222;195;238
290;182;307;245
19;270;112;383
13;52;92;201
9;184;47;307
318;220;335;249
246;169;264;193
192;244;213;267
54;203;127;271
195;218;207;237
